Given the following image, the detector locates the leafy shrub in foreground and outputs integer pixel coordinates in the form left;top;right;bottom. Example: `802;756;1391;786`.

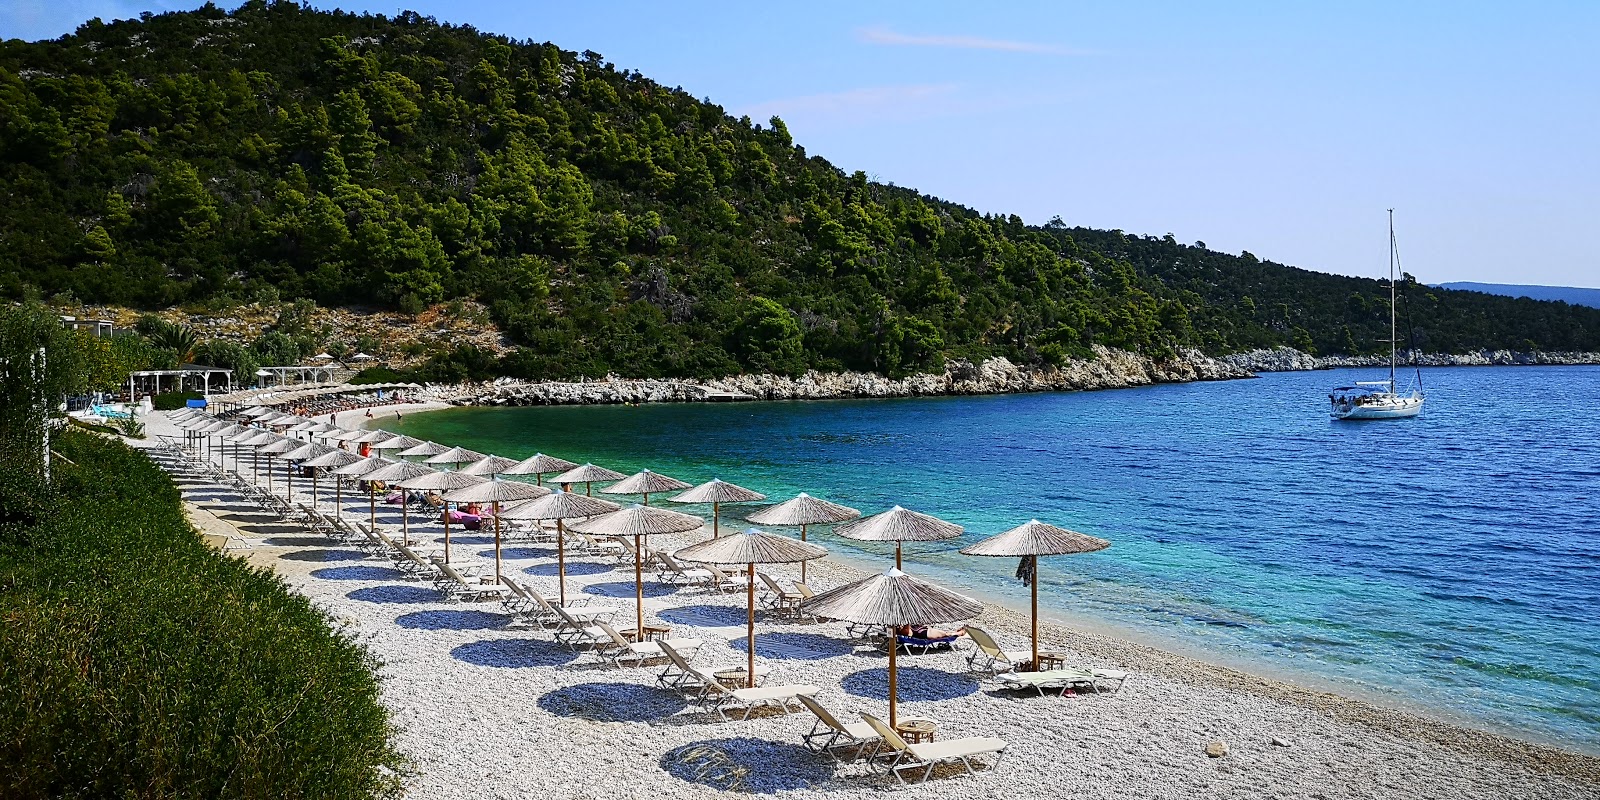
0;431;405;799
149;391;204;411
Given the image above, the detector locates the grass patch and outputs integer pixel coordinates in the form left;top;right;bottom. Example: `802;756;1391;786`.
0;430;406;798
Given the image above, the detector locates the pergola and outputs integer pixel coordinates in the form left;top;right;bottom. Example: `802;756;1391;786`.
255;365;339;386
127;366;233;401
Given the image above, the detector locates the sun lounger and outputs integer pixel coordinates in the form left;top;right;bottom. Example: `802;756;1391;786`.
682;664;819;721
654;553;715;586
891;634;963;655
964;626;1031;676
797;695;889;762
551;604;619;650
757;572;805;616
656;640;771;692
993;668;1097;697
436;562;511;603
593;622;704;669
859;713;1008;785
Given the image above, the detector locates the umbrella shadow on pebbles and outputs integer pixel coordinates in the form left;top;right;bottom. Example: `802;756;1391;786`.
658;604;748;628
538;683;685;723
310;565;405;581
451;638;576;668
347;585;437;604
584;580;678;599
450;535;495;545
260;536;332;548
841;666;980;702
525;561;611;577
729;632;855;660
395;610;508;631
486;547;554;560
661;737;834;794
280;549;366;563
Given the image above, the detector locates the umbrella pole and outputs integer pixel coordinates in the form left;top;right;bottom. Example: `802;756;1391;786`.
368;484;376;531
287;462;294;504
713;502;721;538
253;451;258;485
800;524;808;583
895;541;903;570
266;456;273;493
312;471;318;509
336;480;342;520
443;506;452;563
634;534;645;641
556;519;567;606
401;490;408;546
888;632;899;728
747;564;757;689
585;481;592;497
1031;554;1040;671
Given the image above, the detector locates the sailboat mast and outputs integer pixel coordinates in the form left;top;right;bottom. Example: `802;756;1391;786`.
1388;209;1397;394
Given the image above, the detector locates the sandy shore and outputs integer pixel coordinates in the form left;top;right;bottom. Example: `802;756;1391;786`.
142;410;1600;798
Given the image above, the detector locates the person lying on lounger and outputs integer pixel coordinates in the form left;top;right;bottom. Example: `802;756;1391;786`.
895;624;967;640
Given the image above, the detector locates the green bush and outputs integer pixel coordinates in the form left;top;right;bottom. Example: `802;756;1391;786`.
150;391;204;411
348;366;406;385
0;431;405;798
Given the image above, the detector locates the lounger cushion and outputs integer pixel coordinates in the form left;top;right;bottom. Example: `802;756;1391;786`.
908;736;1007;761
730;684;820;702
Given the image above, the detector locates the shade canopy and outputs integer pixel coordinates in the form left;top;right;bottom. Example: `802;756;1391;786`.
550;463;627;484
496;490;621;521
798;567;982;626
442;478;549;504
362;460;435;483
502;453;579;476
397;440;453;458
301;449;365;469
282;442;335;461
602;469;693;497
394;471;486;491
568;504;703;537
237;406;273;418
745;492;861;527
369;434;424;451
237;431;282;446
220;425;261;441
347;430;396;445
675;527;828;565
424;446;487;465
669;478;767;505
457;455;522;476
835;506;963;544
256;438;303;455
959;520;1110;557
332;456;393;477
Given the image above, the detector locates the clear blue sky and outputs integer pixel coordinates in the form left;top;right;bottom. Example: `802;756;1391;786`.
7;1;1598;288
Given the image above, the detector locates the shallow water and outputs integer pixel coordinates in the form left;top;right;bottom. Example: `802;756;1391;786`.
390;366;1600;751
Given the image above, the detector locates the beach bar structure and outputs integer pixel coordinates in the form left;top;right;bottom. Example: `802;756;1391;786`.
255;365;339;387
127;366;234;401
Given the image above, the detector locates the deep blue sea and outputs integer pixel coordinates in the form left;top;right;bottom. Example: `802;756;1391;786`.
389;366;1600;752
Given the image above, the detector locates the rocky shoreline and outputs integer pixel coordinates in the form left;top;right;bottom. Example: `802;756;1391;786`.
432;344;1600;407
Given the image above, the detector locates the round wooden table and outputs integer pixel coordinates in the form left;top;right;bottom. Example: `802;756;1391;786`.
894;719;937;743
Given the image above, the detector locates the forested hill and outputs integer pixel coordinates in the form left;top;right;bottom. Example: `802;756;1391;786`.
3;3;1598;382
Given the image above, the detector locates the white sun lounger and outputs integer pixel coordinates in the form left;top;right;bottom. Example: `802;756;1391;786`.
860;713;1008;785
683;664;817;720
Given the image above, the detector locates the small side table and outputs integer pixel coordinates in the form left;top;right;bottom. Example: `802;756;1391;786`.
713;665;771;688
621;625;671;643
895;719;937;744
1034;652;1066;671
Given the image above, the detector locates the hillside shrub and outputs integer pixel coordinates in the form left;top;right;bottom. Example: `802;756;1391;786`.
0;430;405;798
150;391;203;411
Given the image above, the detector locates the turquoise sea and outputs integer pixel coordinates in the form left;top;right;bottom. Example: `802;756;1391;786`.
388;366;1600;752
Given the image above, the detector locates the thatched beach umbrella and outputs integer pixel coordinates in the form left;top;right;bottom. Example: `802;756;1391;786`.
746;492;860;582
835;506;963;569
458;454;522;477
216;424;256;474
960;520;1110;671
395;470;486;563
256;437;302;498
502;453;579;487
570;504;705;645
301;448;362;509
281;441;334;505
550;463;626;496
237;406;273;419
669;479;767;538
236;430;281;484
397;440;452;460
675;528;827;688
425;446;487;469
498;491;621;606
193;420;231;467
369;434;424;453
442;478;549;583
362;460;435;543
332;456;394;529
602;469;692;506
798;567;982;727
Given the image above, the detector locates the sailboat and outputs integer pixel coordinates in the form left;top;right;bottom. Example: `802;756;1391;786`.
1329;210;1424;420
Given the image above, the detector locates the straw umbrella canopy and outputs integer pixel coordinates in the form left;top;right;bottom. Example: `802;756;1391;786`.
237;406;273;419
425;446;487;468
602;469;692;505
442;478;550;583
235;430;281;484
960;520;1110;671
397;440;452;459
570;504;705;646
502;453;579;486
215;424;256;473
369;434;424;453
347;429;396;446
457;454;522;477
550;463;626;496
497;491;621;606
669;479;767;538
302;448;364;509
798;567;982;727
395;471;487;562
255;437;302;496
746;493;860;582
675;528;828;688
332;456;394;529
363;460;435;543
834;506;963;569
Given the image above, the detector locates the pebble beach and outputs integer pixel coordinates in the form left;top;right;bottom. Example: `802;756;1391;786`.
148;408;1600;799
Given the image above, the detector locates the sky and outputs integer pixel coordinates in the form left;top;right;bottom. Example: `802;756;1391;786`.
6;1;1599;288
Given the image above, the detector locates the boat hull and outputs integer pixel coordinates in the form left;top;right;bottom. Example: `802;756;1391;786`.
1331;396;1423;420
